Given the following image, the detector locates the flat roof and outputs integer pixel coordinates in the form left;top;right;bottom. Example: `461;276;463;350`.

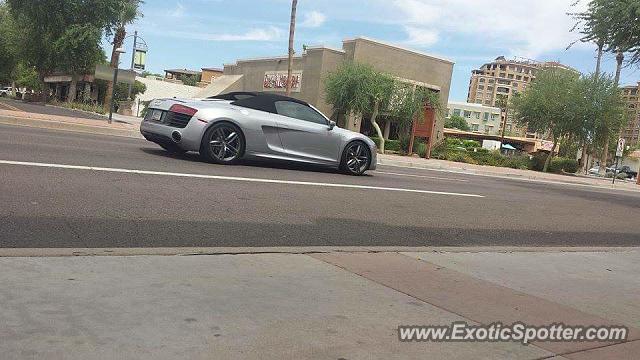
165;68;201;75
448;101;501;112
202;67;223;72
343;36;454;65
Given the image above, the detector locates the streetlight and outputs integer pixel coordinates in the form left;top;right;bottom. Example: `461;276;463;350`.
108;47;126;124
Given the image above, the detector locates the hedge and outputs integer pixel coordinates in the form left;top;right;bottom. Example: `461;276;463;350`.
370;137;401;152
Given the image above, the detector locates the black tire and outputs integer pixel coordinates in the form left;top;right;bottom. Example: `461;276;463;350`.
340;141;371;176
159;143;186;155
200;122;245;164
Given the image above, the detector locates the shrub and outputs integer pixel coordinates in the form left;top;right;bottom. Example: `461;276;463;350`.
549;157;579;174
370;137;401;152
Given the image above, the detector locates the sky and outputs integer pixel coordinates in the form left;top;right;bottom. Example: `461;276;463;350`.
115;0;640;102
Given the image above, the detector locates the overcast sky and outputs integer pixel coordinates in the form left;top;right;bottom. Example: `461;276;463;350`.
119;0;640;101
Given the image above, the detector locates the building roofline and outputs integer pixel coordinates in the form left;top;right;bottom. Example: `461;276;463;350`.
447;101;501;112
342;36;454;65
304;45;346;54
223;55;303;67
202;67;223;72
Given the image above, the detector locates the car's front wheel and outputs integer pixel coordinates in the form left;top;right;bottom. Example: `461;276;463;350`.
340;141;371;176
200;122;245;164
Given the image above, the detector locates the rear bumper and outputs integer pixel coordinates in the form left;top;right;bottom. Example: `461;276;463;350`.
139;119;206;152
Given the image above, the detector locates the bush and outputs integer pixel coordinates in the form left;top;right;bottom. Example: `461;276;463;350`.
49;100;106;115
531;153;578;173
370;137;401;152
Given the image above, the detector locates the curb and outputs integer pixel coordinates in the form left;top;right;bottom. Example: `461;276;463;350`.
0;115;143;139
377;157;640;191
1;246;638;257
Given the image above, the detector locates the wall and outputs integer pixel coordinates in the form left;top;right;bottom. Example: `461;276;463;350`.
130;77;202;116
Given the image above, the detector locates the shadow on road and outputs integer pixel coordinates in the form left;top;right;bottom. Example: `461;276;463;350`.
2;216;639;248
139;146;372;177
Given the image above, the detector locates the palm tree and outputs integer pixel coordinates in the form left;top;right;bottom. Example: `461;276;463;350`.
104;0;142;113
285;0;298;96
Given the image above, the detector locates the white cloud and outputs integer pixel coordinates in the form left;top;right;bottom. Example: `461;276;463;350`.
170;2;185;18
300;11;327;28
403;26;438;46
162;26;285;42
390;0;588;58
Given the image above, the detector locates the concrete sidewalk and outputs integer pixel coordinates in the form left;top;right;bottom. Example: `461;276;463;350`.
379;153;640;190
0;109;142;139
1;249;638;359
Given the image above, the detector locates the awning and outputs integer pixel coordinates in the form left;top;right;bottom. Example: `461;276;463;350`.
501;144;516;150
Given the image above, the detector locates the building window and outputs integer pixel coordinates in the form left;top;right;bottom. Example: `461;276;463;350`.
478;85;485;90
497;87;510;93
485;125;492;133
479;78;485;83
464;110;472;118
453;109;461;117
472;124;479;131
491;114;499;121
483;112;490;121
516;75;522;80
488;79;495;84
474;112;481;119
500;72;506;78
507;74;514;79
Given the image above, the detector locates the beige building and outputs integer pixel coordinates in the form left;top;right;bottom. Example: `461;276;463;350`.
210;37;454;150
200;67;224;85
447;101;502;135
467;56;575;138
621;82;640;146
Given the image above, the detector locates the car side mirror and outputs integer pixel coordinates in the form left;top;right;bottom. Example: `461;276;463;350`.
328;120;336;130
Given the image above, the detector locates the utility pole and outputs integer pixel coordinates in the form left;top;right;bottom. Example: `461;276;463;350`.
285;0;298;96
127;31;138;99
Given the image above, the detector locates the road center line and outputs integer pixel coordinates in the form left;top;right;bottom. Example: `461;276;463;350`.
373;171;468;182
0;159;484;198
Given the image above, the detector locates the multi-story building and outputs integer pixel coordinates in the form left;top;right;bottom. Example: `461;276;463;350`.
447;101;502;135
467;56;576;138
621;82;640;146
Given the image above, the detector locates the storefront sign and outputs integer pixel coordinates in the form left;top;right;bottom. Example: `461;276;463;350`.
263;71;302;92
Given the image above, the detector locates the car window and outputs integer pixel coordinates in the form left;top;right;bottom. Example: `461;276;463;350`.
275;101;328;125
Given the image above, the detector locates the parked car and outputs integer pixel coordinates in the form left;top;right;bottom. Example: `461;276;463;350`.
140;92;378;175
607;165;637;179
0;87;12;97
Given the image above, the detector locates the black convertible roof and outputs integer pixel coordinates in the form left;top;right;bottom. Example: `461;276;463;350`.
209;92;309;114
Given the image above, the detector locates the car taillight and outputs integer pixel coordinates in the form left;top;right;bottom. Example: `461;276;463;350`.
169;104;197;117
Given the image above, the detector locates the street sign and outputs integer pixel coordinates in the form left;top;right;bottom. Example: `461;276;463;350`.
616;138;626;158
94;64;136;85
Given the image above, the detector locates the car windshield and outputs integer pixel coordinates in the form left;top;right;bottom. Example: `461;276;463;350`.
2;1;640;359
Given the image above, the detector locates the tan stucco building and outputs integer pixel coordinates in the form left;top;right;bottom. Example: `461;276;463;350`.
202;37;454;146
467;56;575;138
621;82;640;146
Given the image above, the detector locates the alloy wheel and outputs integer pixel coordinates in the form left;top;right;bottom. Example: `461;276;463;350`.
209;125;241;162
345;142;370;175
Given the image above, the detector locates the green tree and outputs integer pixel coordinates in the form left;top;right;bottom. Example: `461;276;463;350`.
325;62;394;153
53;25;105;102
445;115;470;131
512;68;583;172
179;74;200;87
104;0;144;112
0;3;18;89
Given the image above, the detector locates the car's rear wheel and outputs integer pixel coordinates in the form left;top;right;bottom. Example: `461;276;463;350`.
340;141;371;176
200;122;245;164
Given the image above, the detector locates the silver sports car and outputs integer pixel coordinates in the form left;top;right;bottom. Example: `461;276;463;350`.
140;92;377;175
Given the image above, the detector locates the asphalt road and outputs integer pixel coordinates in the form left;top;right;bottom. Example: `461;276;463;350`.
1;123;640;248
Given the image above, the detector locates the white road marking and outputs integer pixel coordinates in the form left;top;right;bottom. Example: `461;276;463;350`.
374;171;468;182
0;159;485;198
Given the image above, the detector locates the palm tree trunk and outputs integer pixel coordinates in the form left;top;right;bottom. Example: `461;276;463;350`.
370;101;384;154
598;50;624;175
583;43;603;173
104;26;126;112
285;0;298;96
